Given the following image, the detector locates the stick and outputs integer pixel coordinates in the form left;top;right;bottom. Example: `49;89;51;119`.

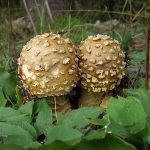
51;9;149;19
23;0;37;35
145;16;150;90
45;0;54;23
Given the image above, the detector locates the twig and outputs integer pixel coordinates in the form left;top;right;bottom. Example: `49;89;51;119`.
129;0;132;26
145;16;150;90
132;3;146;22
51;9;149;19
45;0;54;23
122;0;128;14
23;0;37;35
106;7;114;37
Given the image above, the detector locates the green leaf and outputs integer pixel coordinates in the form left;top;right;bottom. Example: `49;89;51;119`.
107;118;129;138
88;115;109;126
3;135;40;149
34;100;52;135
103;135;136;150
18;101;34;116
0;107;38;149
0;87;6;107
0;69;10;87
124;88;150;123
39;141;72;150
2;72;17;101
19;122;37;140
124;88;150;141
58;107;102;129
0;144;23;150
135;124;150;144
0;122;34;140
84;129;106;140
73;135;136;150
107;97;147;133
0;107;30;124
44;125;82;145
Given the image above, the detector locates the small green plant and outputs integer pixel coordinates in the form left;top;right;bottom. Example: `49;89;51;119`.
0;88;149;149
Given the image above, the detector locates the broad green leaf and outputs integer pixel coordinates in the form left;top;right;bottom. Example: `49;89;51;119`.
88;115;109;126
103;135;136;150
2;72;17;101
0;87;6;106
107;118;129;138
0;122;34;140
0;107;30;123
73;135;136;150
135;124;150;144
19;122;37;140
44;125;82;145
18;101;34;116
0;107;38;148
107;97;147;133
124;89;150;139
84;129;106;140
39;141;72;150
58;107;102;129
124;88;150;123
34;100;52;135
3;135;40;149
0;144;23;150
0;69;10;87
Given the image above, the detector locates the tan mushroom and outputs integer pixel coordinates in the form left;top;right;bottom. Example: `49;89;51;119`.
78;34;125;108
18;32;78;113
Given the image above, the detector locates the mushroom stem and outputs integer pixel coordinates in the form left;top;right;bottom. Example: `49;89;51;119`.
79;89;110;109
50;95;71;114
53;97;57;119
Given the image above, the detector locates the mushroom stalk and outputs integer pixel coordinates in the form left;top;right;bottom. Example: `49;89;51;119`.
79;89;103;107
50;96;71;115
79;89;110;109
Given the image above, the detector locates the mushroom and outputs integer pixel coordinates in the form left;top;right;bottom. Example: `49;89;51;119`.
78;34;125;108
18;32;78;113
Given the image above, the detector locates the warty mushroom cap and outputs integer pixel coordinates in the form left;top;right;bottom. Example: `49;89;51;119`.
78;34;125;93
18;32;78;97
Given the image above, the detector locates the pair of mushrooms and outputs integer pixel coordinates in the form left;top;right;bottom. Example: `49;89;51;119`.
18;32;125;113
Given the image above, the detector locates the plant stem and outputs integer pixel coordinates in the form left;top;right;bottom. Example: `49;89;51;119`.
145;16;150;90
23;0;37;35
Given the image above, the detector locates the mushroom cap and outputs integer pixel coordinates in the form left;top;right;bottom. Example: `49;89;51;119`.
78;34;125;93
18;32;78;97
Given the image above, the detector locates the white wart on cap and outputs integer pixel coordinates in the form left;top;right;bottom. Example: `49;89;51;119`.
18;32;78;97
78;34;125;93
